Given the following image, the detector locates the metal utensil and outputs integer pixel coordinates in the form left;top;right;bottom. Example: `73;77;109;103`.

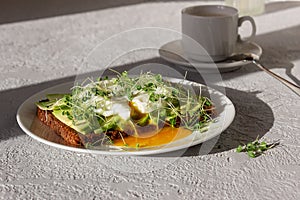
228;53;300;97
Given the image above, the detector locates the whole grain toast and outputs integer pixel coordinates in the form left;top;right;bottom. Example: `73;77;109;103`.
37;107;128;146
37;107;83;146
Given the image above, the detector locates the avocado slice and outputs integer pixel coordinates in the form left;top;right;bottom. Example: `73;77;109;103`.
46;94;68;101
36;99;58;110
36;94;71;111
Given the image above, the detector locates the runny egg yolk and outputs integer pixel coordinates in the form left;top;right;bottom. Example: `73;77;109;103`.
113;126;192;148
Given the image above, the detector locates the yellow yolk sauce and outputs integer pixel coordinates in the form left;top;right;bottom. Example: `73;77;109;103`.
113;127;192;148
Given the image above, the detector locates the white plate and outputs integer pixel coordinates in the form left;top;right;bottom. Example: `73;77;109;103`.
16;78;235;155
159;40;262;73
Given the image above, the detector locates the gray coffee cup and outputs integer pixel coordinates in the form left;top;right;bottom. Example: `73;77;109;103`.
181;5;256;62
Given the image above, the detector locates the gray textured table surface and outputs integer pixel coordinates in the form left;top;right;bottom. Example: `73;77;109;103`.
1;1;300;199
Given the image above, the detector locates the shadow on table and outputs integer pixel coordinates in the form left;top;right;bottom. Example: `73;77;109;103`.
1;0;300;25
0;76;76;141
235;2;300;85
252;24;300;86
0;0;201;24
265;1;300;14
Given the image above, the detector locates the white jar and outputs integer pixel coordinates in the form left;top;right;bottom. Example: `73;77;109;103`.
225;0;265;16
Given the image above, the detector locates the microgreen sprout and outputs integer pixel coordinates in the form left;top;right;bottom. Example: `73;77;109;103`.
236;136;279;158
136;143;140;149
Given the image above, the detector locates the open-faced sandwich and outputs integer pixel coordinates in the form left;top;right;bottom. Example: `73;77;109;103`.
36;71;215;149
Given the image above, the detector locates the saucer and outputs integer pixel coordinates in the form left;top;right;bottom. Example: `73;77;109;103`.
159;40;262;73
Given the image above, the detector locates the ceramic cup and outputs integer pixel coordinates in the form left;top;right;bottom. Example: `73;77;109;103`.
181;5;256;62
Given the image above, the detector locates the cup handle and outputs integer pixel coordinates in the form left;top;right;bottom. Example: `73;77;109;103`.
238;16;256;43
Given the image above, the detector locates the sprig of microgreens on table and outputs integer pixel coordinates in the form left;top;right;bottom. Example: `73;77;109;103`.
236;136;280;158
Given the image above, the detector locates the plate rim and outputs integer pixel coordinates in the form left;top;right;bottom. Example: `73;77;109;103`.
16;78;235;156
159;39;262;70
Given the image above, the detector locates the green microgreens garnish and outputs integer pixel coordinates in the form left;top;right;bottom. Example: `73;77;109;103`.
135;143;140;149
236;137;279;158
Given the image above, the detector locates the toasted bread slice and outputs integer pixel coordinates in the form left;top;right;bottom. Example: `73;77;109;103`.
37;107;83;146
36;107;128;147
